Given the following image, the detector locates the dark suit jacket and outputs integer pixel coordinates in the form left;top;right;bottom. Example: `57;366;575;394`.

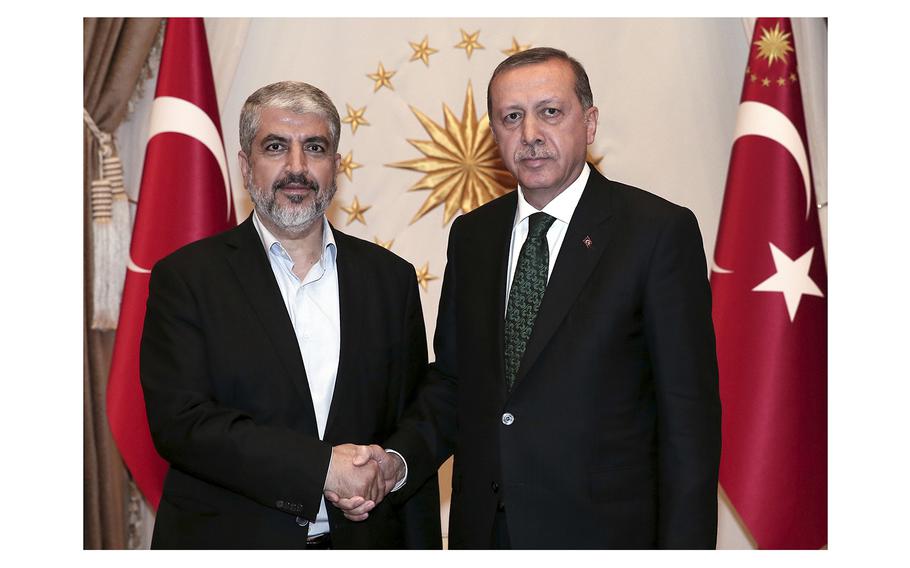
387;167;721;549
140;216;441;549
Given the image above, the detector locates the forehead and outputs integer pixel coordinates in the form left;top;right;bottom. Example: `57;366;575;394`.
490;59;576;108
255;107;330;139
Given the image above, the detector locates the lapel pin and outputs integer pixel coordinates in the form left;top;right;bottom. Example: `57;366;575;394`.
583;235;593;249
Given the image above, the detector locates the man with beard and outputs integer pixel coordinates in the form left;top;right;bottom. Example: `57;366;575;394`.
331;48;721;549
139;81;440;549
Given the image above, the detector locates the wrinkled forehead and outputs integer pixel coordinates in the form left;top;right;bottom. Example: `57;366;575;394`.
490;60;576;109
255;108;333;139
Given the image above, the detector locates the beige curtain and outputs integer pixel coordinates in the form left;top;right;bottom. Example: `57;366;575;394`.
83;17;161;550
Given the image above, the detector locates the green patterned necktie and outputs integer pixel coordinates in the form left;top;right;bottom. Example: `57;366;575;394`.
504;212;556;391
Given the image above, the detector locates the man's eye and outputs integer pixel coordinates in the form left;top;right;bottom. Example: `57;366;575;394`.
306;144;325;153
265;143;284;152
543;108;560;117
504;112;521;123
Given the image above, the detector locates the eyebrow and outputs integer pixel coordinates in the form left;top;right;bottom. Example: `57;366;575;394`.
259;134;331;147
501;97;562;111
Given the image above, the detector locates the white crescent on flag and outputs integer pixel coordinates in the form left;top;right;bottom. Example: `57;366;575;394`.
733;101;812;220
147;96;232;222
128;257;151;274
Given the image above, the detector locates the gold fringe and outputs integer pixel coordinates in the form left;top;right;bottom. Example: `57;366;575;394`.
85;109;129;330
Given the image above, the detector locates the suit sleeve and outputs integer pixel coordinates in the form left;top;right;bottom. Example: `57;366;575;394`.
140;258;332;521
391;262;443;549
643;207;722;549
384;219;461;500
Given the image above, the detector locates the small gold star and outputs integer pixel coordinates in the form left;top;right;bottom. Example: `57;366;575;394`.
415;261;439;291
790;73;799;83
777;77;787;87
761;77;771;87
342;104;370;135
454;29;484;59
340;196;371;226
750;74;757;83
409;35;438;66
367;62;396;92
374;237;394;250
502;37;531;56
745;66;751;75
338;151;362;182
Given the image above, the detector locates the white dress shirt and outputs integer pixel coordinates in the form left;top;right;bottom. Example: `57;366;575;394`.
252;212;339;536
505;163;591;307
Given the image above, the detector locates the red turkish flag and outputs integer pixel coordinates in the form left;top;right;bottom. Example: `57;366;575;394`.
106;18;235;509
712;18;827;549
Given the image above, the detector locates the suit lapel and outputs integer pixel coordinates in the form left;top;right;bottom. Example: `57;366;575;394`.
323;226;359;439
475;193;518;401
224;216;318;426
513;169;615;387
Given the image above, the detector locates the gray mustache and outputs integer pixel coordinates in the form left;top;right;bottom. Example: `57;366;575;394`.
515;147;553;160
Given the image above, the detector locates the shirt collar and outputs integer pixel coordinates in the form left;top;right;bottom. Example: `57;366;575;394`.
252;211;337;268
514;163;590;228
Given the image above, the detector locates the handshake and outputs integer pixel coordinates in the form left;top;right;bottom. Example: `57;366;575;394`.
323;444;405;521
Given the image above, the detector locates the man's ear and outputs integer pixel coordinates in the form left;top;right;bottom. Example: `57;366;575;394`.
238;151;250;187
585;106;599;145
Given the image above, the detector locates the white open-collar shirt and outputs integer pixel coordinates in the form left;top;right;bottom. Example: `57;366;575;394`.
253;212;339;536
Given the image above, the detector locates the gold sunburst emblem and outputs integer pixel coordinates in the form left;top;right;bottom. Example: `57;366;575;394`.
754;21;794;67
387;82;516;225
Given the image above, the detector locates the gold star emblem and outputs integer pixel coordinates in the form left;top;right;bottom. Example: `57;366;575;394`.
502;37;531;56
338;151;362;182
754;21;794;67
409;35;438;66
387;82;516;225
790;72;799;83
340;196;371;226
415;261;439;291
342;104;370;135
454;29;484;59
777;77;787;87
750;74;757;83
761;77;771;87
367;62;396;92
374;237;394;250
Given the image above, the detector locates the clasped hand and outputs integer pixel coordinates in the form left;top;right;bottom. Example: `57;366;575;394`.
323;444;403;521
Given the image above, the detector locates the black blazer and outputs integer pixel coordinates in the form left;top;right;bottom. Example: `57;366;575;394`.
140;216;441;549
387;167;721;549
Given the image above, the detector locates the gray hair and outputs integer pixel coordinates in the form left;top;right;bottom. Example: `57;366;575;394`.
486;47;594;118
239;81;341;156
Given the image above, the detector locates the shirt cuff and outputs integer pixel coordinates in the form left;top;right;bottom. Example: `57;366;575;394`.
384;449;408;492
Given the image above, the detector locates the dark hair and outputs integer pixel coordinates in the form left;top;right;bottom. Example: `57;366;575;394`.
486;47;594;119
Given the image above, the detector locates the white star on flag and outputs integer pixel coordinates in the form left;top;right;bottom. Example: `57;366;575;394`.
752;242;824;322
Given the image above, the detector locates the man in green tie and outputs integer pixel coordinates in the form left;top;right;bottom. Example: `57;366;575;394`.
330;47;722;550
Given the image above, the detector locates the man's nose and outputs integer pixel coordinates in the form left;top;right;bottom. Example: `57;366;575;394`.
520;115;543;146
286;145;308;173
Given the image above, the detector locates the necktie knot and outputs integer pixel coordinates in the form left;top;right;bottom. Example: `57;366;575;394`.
527;212;556;240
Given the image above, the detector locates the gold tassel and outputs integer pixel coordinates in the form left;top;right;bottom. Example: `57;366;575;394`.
85;109;129;330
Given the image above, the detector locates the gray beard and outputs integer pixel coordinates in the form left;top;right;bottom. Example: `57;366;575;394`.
247;174;337;233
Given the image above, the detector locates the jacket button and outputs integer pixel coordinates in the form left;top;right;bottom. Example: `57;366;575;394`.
276;500;285;508
502;412;514;425
296;516;309;527
491;481;499;493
